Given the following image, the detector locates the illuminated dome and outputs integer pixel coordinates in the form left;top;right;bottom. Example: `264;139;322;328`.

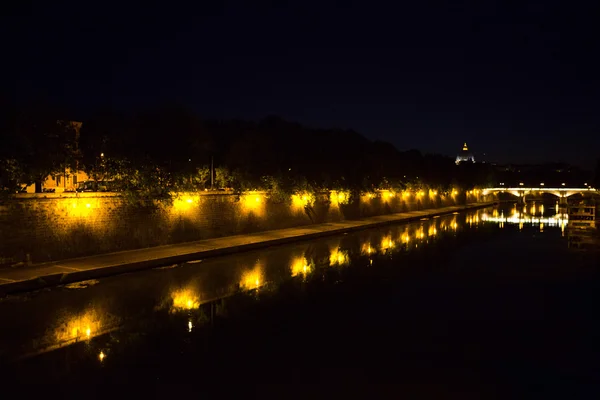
455;142;475;165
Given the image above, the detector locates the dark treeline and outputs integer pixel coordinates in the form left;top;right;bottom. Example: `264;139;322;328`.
3;104;580;198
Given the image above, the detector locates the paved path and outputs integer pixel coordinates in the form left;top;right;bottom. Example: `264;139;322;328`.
0;203;492;295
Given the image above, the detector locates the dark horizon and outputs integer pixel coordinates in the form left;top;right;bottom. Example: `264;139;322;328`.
3;0;599;168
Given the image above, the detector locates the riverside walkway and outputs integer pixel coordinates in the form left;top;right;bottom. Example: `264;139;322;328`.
0;203;492;295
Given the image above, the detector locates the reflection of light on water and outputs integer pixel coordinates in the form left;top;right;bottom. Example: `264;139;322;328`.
240;262;264;290
401;232;410;243
171;288;200;312
428;225;437;237
380;236;394;251
450;216;458;231
330;248;349;266
291;255;313;276
482;214;568;227
55;309;104;344
361;242;374;255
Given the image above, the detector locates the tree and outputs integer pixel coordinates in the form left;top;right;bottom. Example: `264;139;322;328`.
0;108;80;191
594;158;600;189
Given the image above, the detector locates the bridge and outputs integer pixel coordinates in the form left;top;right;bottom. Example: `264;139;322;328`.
482;186;598;204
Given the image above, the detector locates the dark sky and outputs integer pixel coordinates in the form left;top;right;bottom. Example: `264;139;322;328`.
3;0;599;168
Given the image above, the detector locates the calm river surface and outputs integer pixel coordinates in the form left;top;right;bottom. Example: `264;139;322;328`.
1;203;598;396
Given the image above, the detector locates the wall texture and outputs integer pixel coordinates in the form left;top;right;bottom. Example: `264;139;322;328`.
0;190;477;265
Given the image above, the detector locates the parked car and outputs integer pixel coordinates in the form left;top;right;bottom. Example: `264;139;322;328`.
76;180;118;192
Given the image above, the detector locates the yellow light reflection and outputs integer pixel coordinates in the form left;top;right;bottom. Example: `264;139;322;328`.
428;225;437;237
401;231;410;243
171;288;200;312
380;235;394;251
55;309;103;344
240;262;264;290
291;255;313;276
361;242;375;256
330;248;349;266
451;216;458;231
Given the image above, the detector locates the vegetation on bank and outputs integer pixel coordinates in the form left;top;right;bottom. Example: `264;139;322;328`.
1;104;595;202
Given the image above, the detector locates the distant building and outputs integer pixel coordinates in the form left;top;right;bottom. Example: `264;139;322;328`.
455;142;475;165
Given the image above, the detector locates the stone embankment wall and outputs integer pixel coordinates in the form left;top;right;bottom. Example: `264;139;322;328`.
0;190;483;265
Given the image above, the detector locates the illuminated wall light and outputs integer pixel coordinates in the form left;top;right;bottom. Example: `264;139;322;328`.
291;192;314;211
172;195;199;214
240;193;266;217
330;190;349;206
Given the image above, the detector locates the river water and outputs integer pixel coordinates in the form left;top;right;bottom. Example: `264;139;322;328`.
1;202;598;395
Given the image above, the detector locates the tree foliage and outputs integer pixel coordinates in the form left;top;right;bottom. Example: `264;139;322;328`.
8;104;577;199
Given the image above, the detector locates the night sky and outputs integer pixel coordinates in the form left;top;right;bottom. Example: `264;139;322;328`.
3;1;599;168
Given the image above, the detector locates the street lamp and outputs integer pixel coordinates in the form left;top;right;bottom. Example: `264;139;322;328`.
561;183;565;186
540;183;544;186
